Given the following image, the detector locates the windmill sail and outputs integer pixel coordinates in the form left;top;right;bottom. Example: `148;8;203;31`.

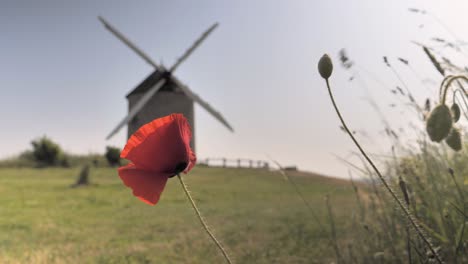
169;23;219;72
106;78;167;140
171;77;234;132
101;18;233;139
98;16;162;70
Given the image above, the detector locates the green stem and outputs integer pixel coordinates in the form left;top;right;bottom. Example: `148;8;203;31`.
271;160;323;228
448;170;467;255
439;75;454;100
324;79;443;264
176;174;233;264
271;159;337;250
453;89;468;120
441;75;468;104
325;195;343;263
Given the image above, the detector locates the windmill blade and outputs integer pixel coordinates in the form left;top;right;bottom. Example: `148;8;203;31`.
106;78;168;140
98;16;162;70
171;77;234;132
169;23;219;72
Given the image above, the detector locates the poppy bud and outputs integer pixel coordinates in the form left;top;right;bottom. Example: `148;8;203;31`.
318;54;333;79
451;103;461;123
445;127;462;151
426;104;452;142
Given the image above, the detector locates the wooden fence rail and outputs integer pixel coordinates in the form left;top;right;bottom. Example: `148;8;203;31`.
198;158;269;169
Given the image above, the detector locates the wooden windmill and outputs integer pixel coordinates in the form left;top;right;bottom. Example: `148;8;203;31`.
99;17;233;151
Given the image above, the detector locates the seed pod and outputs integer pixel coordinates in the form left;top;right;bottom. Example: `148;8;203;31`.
318;54;333;79
451;103;461;123
445;127;462;151
426;104;453;142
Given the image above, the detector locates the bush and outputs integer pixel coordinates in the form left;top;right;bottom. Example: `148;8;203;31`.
0;151;36;168
31;136;67;167
105;146;121;167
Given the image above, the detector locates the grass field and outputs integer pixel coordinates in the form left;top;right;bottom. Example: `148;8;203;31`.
0;166;357;263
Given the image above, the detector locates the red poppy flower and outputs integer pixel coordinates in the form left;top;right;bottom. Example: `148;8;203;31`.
118;113;196;205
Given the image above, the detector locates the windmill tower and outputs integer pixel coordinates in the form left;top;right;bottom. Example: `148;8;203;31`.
125;71;195;147
99;17;233;151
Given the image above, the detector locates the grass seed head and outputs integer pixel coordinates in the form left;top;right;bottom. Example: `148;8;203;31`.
426;104;453;142
318;54;333;79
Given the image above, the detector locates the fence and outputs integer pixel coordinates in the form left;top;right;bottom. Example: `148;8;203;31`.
198;158;270;169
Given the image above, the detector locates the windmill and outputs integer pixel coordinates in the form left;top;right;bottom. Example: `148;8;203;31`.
99;16;233;151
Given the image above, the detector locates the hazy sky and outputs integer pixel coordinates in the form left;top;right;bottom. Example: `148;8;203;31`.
1;0;467;178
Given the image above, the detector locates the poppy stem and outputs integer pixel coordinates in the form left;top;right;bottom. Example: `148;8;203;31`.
176;174;233;264
270;159;337;249
324;78;443;264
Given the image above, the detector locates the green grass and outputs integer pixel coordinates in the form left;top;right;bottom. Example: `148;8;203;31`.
0;167;357;263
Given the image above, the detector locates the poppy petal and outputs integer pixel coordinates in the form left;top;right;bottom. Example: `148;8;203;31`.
121;114;195;173
185;148;196;173
176;115;197;173
118;163;169;205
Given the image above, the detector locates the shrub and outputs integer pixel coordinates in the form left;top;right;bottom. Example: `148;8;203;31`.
105;146;121;167
31;136;67;167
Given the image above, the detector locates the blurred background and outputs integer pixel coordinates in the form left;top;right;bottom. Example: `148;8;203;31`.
2;0;467;178
1;1;468;263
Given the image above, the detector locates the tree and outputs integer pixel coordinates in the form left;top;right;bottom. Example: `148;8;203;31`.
31;136;66;167
105;146;121;167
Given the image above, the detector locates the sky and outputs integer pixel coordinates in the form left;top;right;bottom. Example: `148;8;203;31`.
1;0;467;178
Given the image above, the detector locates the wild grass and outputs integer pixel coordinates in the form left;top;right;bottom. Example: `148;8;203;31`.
324;12;468;260
0;166;357;263
331;140;468;263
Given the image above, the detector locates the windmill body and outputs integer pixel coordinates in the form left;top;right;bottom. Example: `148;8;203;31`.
126;70;195;150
